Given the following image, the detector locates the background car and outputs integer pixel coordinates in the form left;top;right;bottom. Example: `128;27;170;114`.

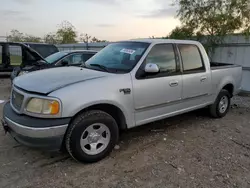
0;42;58;73
11;50;97;79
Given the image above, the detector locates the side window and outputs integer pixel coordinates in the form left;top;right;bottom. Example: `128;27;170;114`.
60;56;70;64
9;45;22;66
178;44;204;73
71;54;83;64
81;54;94;63
60;54;83;65
145;44;177;75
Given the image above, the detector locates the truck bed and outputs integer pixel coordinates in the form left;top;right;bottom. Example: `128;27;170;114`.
210;62;241;70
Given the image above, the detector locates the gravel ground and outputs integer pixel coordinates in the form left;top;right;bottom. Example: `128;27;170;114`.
0;78;250;188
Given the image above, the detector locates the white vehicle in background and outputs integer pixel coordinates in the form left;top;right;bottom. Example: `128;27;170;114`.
2;39;242;163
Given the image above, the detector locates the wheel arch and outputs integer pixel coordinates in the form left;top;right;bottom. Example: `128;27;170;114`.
221;83;234;98
217;75;235;98
69;103;128;130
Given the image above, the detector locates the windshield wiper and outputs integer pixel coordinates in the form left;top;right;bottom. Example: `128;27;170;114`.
89;64;110;72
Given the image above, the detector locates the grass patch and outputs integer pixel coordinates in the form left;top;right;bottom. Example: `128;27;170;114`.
10;55;22;66
0;54;22;66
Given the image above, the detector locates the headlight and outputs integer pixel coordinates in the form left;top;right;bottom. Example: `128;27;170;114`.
26;98;60;115
18;71;29;76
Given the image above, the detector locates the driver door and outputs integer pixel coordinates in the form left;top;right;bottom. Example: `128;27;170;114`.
132;44;182;126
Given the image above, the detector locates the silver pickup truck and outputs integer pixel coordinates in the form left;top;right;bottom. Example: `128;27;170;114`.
2;39;242;163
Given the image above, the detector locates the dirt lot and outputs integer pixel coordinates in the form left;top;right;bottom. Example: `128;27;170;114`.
0;78;250;188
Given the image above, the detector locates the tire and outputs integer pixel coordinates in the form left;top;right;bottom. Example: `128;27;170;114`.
209;89;231;118
65;110;119;163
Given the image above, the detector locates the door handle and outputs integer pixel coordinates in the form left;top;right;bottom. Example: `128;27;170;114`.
169;81;179;87
200;76;207;82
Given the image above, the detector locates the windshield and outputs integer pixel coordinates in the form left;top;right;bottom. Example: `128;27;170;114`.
85;42;150;73
45;52;68;64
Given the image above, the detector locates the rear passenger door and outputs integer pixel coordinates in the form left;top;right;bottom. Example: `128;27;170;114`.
178;44;211;105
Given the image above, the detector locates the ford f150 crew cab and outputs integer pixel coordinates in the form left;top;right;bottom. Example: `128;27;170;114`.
2;39;242;163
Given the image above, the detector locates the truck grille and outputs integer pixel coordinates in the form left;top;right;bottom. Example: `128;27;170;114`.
11;90;24;111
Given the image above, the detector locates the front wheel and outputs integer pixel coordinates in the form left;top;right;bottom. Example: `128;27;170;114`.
65;110;119;163
209;89;231;118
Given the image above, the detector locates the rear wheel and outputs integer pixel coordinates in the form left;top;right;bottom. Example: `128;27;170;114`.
209;89;231;118
65;110;119;163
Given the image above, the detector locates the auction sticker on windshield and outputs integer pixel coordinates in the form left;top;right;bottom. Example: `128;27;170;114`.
120;49;135;55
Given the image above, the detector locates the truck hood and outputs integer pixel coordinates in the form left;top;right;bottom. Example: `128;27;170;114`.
13;67;109;94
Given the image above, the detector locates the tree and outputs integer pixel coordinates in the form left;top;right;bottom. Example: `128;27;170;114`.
7;29;24;42
100;40;108;42
56;21;77;44
91;37;108;43
175;0;250;53
80;33;91;49
7;30;42;42
44;33;58;44
7;21;109;44
168;25;194;39
80;33;91;43
91;37;99;42
24;35;41;42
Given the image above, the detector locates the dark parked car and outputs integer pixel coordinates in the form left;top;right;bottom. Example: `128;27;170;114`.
11;50;97;79
0;42;58;73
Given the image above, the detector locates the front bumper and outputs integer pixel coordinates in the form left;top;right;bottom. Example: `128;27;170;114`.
2;102;71;151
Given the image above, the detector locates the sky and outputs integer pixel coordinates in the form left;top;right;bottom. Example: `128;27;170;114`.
0;0;180;41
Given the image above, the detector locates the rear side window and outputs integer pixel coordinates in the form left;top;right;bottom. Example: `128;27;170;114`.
178;44;204;73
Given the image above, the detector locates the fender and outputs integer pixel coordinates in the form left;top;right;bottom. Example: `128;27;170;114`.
217;75;235;96
65;100;135;129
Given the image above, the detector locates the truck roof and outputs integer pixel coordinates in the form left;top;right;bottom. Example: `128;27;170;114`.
127;38;201;45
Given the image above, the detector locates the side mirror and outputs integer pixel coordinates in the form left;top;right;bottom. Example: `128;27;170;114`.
61;60;69;66
144;63;159;73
